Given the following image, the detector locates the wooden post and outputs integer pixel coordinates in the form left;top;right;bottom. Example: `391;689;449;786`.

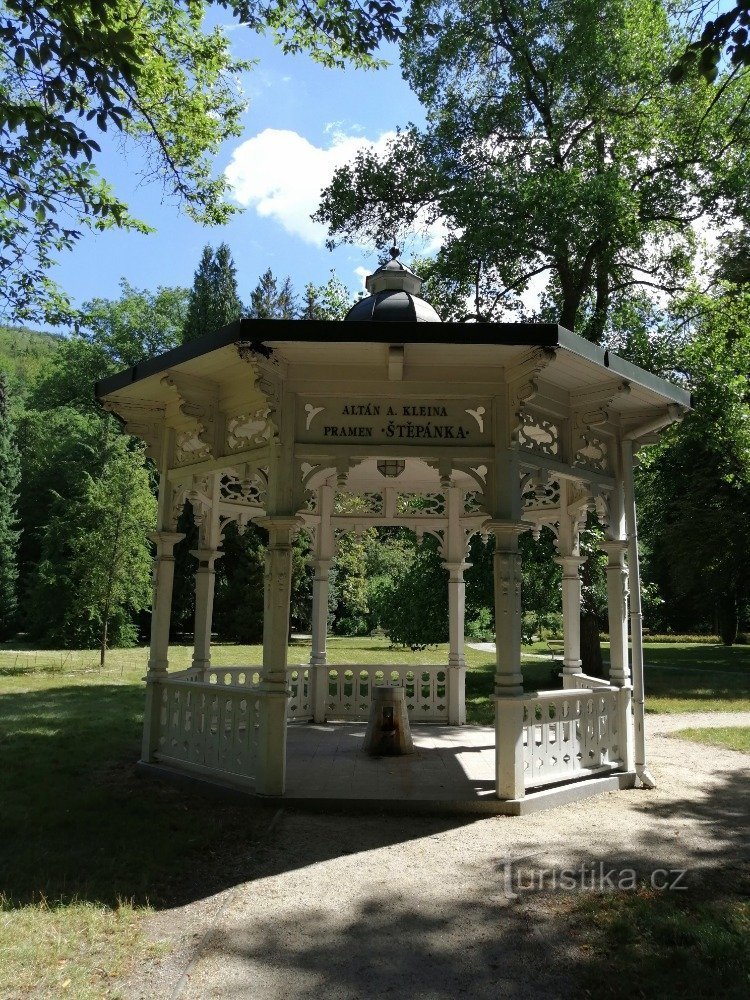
190;547;222;678
310;483;335;723
255;516;298;795
444;484;468;725
141;529;184;762
489;519;527;799
622;438;655;787
555;479;584;688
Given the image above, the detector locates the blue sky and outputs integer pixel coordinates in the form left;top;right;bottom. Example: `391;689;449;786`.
51;28;428;315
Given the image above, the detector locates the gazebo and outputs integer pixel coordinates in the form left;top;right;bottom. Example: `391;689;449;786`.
96;252;690;813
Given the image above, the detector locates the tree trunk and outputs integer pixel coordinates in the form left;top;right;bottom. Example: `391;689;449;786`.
717;590;738;646
100;617;108;669
580;549;604;675
580;611;604;676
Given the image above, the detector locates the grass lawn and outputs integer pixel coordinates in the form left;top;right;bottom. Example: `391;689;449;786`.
574;884;750;999
0;635;748;996
671;727;750;754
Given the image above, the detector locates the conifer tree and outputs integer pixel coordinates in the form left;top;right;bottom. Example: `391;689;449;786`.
182;243;243;343
0;372;20;638
247;269;297;319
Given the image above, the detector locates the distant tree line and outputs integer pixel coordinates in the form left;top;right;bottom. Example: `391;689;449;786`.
1;237;749;662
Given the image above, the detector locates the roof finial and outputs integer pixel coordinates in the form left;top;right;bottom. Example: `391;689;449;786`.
389;240;400;260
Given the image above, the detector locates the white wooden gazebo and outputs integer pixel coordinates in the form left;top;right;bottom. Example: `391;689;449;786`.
96;254;690;812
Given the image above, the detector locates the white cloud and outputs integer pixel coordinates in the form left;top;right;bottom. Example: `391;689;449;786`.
354;265;370;289
224;128;396;247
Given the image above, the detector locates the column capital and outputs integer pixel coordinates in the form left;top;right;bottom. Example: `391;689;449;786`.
600;539;628;561
149;530;185;552
485;519;527;551
484;519;527;535
189;547;224;569
443;560;471;575
256;515;303;545
554;555;585;573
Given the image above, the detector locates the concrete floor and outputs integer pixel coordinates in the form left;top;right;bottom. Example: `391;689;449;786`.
285;722;497;804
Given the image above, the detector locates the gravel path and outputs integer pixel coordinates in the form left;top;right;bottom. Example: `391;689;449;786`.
125;713;750;1000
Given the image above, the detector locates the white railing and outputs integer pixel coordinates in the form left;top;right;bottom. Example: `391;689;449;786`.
523;686;624;789
569;672;611;689
156;678;260;786
323;664;448;722
170;662;448;723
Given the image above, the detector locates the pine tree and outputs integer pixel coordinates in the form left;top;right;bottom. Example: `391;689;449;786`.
247;269;297;319
301;273;352;320
0;372;20;638
182;243;243;343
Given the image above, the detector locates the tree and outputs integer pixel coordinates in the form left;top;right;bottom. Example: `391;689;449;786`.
247;268;297;319
182;243;242;343
0;371;20;637
672;2;750;81
300;272;352;320
26;280;188;411
376;535;448;650
24;418;156;652
316;0;750;342
78;279;189;365
638;288;750;643
66;440;156;663
0;0;403;324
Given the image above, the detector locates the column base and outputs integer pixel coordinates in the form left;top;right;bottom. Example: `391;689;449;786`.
495;694;526;800
255;684;290;796
447;661;466;725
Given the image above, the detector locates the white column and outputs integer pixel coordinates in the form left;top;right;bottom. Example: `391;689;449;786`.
444;484;468;726
142;529;184;762
445;560;468;725
255;516;299;796
555;556;584;686
623;439;656;787
600;541;629;686
489;519;526;800
601;538;635;772
310;483;335;723
190;547;222;678
555;479;584;688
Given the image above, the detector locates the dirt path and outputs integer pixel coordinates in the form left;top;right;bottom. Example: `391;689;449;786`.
124;713;750;1000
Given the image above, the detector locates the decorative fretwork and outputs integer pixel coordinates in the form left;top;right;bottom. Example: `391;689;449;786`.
575;435;608;473
517;411;560;456
522;478;560;510
333;492;383;515
175;429;210;465
169;483;188;529
219;472;267;508
226;408;273;450
463;491;485;514
396;492;445;516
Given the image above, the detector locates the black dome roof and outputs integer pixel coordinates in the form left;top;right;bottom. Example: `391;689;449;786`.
344;247;442;323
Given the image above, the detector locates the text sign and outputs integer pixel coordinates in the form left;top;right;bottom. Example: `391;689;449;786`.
297;398;491;446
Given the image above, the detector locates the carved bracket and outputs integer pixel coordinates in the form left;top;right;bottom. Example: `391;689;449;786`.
161;371;219;463
571;381;630;472
101;401;165;462
507;347;558;445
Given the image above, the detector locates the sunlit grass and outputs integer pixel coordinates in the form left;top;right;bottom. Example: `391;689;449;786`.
672;727;750;754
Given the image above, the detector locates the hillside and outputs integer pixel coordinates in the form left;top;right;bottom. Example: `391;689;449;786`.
0;324;64;385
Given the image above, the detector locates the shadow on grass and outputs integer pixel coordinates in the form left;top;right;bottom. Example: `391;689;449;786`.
0;683;477;911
